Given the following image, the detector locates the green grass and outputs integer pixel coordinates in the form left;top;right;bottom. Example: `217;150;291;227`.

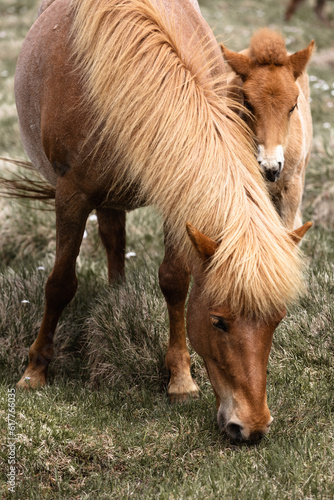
0;0;333;498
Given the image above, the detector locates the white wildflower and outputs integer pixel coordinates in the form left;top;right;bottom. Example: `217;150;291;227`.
125;251;136;259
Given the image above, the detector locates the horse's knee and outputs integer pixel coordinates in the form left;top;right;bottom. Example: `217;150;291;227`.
45;271;78;311
159;258;190;306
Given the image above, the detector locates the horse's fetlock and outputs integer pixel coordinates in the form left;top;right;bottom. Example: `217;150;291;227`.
165;348;191;374
28;344;53;368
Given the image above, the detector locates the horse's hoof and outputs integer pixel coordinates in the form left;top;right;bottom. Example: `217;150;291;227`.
167;378;200;404
168;390;200;404
16;369;46;390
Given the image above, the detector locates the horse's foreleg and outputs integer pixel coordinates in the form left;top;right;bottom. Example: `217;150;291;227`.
159;234;199;402
96;208;126;282
17;182;91;389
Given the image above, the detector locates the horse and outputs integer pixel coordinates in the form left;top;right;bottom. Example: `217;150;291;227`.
13;0;312;443
285;0;331;25
222;29;314;230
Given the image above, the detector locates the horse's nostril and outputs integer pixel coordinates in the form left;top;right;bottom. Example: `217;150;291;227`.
265;168;280;183
226;422;244;442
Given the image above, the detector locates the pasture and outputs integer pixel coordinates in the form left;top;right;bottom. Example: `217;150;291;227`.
0;0;333;498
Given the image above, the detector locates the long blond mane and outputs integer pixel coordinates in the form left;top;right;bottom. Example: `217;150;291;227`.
70;0;303;319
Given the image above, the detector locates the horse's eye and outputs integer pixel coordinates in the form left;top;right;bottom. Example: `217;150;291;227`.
289;103;297;115
210;315;228;332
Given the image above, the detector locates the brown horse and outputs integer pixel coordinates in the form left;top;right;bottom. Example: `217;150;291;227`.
285;0;331;25
222;30;314;230
14;0;311;443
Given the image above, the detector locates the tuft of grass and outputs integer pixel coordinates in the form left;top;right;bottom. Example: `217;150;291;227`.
84;268;170;390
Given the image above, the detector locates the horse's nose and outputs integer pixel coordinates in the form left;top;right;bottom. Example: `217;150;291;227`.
257;145;284;183
225;419;270;444
263;163;282;182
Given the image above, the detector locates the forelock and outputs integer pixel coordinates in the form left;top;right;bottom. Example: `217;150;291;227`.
249;29;289;66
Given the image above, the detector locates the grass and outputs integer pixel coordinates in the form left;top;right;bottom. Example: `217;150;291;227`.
0;0;333;498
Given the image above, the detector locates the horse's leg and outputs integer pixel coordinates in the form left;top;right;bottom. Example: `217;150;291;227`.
17;180;92;389
159;231;199;402
315;0;328;24
285;0;304;20
96;208;126;283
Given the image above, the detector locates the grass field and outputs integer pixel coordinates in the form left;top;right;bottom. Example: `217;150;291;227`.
0;0;333;498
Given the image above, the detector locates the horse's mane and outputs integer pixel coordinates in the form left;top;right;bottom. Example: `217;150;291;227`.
70;0;303;319
249;28;289;66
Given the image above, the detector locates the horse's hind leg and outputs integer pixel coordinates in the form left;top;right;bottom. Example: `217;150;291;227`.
17;180;92;389
159;231;199;402
96;208;126;282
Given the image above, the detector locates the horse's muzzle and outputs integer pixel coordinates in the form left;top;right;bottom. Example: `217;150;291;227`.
218;408;273;444
264;164;282;182
257;145;284;183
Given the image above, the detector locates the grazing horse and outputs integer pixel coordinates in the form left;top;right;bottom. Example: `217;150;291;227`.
222;30;314;230
14;0;311;443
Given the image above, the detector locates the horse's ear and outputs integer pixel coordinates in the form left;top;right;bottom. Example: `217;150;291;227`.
186;223;219;261
221;45;251;81
289;221;313;244
289;40;315;80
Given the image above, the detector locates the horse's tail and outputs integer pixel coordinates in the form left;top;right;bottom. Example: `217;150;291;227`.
0;157;55;203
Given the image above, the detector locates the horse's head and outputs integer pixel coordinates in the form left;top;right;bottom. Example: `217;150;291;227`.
186;221;312;443
222;36;314;183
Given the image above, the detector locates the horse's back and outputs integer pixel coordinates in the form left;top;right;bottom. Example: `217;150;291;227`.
15;0;225;192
